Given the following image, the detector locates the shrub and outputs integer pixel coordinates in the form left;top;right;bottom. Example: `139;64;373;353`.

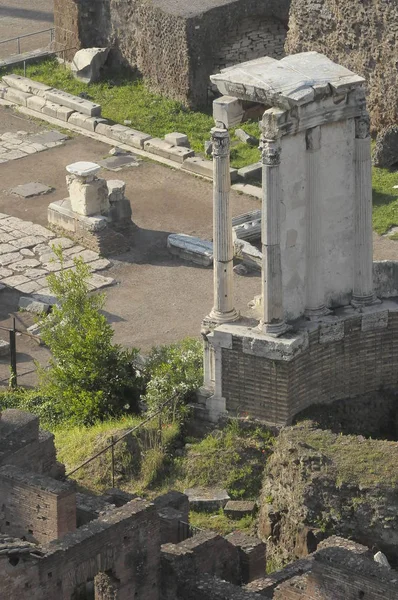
144;338;203;423
38;247;142;425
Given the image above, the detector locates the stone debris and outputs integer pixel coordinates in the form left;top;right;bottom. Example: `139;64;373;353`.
71;47;110;84
164;132;189;147
374;551;391;569
233;263;249;276
18;296;50;315
98;154;140;171
183;487;230;511
224;500;256;519
167;234;213;267
10;182;53;198
0;213;114;299
204;140;213;156
0;339;10;357
237;162;262;181
235;128;258;146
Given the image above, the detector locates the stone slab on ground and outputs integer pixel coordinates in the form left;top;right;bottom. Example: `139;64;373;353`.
0;339;10;356
11;182;52;198
224;500;256;519
238;162;262;181
98;155;140;171
184;487;230;512
29;130;69;145
144;138;194;164
18;296;50;315
167;234;213;267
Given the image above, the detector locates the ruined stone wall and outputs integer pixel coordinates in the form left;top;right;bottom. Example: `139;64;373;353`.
0;466;76;545
212;16;287;73
286;0;398;133
54;0;290;108
221;310;398;426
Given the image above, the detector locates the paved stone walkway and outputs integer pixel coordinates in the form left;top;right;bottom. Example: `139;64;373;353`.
0;129;68;164
0;213;115;303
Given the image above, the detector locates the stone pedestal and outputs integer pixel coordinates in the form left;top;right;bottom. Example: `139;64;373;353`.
66;161;109;216
352;117;378;307
260;140;290;336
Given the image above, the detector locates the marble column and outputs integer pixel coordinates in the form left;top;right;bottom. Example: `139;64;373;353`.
305;126;329;318
352;115;377;307
207;127;239;324
260;139;290;336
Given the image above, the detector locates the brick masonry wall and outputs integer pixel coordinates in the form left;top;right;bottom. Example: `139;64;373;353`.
221;311;398;426
286;0;398;133
0;465;76;544
213;16;287;73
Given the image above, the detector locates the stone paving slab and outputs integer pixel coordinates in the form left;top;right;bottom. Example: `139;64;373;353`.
0;129;68;165
98;154;140;171
0;213;114;302
11;182;52;198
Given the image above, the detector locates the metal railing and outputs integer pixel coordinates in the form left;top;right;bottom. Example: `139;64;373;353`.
64;394;180;486
0;318;43;387
0;28;55;56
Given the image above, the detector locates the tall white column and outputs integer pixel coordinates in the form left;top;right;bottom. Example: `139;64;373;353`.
305;126;329;318
260;139;290;336
352;115;377;307
207;127;239;324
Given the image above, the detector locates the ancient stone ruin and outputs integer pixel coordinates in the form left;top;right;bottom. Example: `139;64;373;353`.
54;0;290;108
199;51;398;426
0;407;396;599
48;161;134;255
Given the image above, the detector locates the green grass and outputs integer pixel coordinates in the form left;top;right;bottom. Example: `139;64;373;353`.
293;422;398;488
6;59;260;168
372;164;398;234
189;509;256;536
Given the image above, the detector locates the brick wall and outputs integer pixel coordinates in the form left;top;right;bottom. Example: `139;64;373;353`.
213;16;287;73
221;311;398;426
0;465;76;544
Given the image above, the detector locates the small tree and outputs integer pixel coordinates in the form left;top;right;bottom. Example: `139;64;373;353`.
39;247;142;425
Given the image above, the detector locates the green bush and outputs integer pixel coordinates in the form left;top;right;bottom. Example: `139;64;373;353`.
37;247;142;426
144;337;203;423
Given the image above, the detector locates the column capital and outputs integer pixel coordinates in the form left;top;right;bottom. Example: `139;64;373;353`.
306;126;321;152
355;114;370;139
211;127;230;156
260;139;281;166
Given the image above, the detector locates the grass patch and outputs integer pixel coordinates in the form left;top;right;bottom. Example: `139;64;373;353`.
6;59;261;168
190;509;256;536
372;164;398;234
294;422;398;488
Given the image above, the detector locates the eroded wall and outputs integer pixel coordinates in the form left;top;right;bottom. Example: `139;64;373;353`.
286;0;398;132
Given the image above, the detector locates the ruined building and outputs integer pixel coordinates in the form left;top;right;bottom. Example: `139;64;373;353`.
0;407;397;599
54;0;290;107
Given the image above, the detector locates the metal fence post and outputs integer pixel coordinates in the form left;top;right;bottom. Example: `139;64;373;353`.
111;436;115;488
9;318;17;388
17;37;20;54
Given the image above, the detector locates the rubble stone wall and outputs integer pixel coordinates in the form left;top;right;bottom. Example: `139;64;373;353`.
221;311;398;426
54;0;290;108
286;0;398;133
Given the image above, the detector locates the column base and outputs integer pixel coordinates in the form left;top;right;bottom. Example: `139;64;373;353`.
259;320;292;338
351;293;381;309
304;305;331;320
203;308;240;327
206;394;228;423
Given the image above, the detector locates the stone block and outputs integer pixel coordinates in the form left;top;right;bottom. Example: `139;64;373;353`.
18;296;50;315
224;500;256;519
184;487;230;511
67;177;109;216
107;180;126;202
233;219;261;242
182;156;238;182
167;234;213;267
231;183;262;199
0;339;10;356
102;124;152;149
42;101;60;119
11;182;52;198
26;95;47;112
57;105;75;122
48;199;108;233
71;47;110;83
144;138;194;163
237;162;262;181
235;128;258;146
2;74;51;96
44;89;101;117
3;87;32;107
213;96;244;128
164;132;189;147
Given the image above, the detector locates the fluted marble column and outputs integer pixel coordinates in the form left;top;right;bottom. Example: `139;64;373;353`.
352;115;377;307
260;139;290;336
305;126;329;318
207;127;239;324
